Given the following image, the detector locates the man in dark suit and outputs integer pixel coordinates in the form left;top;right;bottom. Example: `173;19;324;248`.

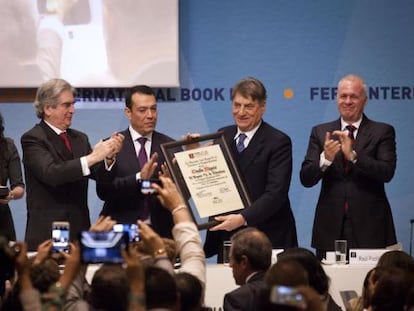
204;77;298;261
96;85;174;238
223;227;272;311
300;74;397;260
21;79;124;250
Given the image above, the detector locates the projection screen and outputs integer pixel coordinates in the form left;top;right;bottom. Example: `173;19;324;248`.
0;0;179;88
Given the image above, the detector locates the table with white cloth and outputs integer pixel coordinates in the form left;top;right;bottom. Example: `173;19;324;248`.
204;263;374;311
86;262;374;310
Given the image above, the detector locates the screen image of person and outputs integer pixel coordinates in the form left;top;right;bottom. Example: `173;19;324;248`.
300;74;397;260
203;77;298;262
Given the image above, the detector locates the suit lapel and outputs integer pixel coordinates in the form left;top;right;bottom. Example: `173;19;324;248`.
40;121;73;160
353;115;372;151
123;129;141;171
238;123;267;171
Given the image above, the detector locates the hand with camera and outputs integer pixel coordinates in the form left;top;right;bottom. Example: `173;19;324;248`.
33;239;53;265
89;215;116;232
58;242;81;290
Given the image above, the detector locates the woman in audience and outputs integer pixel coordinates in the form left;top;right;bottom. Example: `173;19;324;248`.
368;267;414;311
348;267;383;311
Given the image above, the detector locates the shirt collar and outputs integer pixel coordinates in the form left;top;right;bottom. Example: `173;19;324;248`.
129;125;152;142
44;120;66;135
340;117;362;131
234;120;262;141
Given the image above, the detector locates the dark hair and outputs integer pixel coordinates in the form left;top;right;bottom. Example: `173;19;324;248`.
376;250;414;274
124;85;156;109
90;264;129;311
29;258;60;293
231;227;272;271
175;272;203;311
145;266;177;309
231;77;267;103
265;260;309;288
277;247;329;295
370;267;414;311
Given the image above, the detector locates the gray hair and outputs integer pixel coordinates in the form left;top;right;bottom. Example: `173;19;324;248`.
34;79;75;119
338;74;368;98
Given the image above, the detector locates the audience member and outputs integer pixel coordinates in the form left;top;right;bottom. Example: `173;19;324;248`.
349;267;386;311
204;77;298;262
0;112;25;242
222;227;272;311
175;272;212;311
97;85;174;238
145;265;178;310
258;260;310;311
277;247;341;311
300;74;397;260
21;78;124;250
368;267;414;311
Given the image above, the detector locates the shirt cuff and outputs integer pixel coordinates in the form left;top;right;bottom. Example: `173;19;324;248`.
80;156;90;176
320;152;332;171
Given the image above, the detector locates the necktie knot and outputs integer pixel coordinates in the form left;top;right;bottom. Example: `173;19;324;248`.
137;137;147;146
59;132;72;152
345;125;356;140
236;133;247;153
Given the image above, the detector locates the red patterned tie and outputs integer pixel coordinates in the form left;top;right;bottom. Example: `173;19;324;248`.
59;132;72;152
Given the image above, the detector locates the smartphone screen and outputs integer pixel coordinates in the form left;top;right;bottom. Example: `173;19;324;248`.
113;223;139;242
79;231;128;264
140;179;157;195
269;285;306;308
52;222;70;253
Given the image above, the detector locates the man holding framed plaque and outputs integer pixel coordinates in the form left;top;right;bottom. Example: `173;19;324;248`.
204;77;298;261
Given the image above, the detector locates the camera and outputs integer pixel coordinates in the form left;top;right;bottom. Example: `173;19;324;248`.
139;179;160;195
113;223;140;242
79;231;129;264
269;285;306;308
52;221;70;253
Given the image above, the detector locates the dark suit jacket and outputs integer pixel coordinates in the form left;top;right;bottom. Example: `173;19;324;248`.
223;271;265;311
21;121;110;250
96;129;174;238
300;114;397;251
204;122;298;258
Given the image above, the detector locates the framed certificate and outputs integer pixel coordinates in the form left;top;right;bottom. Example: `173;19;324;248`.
160;132;251;229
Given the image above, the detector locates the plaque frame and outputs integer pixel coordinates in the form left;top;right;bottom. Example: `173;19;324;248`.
160;132;251;229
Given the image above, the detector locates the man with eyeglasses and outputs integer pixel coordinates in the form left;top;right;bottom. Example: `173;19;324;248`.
204;77;298;262
96;85;175;239
300;74;397;260
21;78;124;250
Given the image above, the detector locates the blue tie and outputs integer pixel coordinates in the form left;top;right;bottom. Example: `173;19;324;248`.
236;133;247;153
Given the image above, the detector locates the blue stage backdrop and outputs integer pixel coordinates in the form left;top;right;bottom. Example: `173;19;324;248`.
1;0;414;260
